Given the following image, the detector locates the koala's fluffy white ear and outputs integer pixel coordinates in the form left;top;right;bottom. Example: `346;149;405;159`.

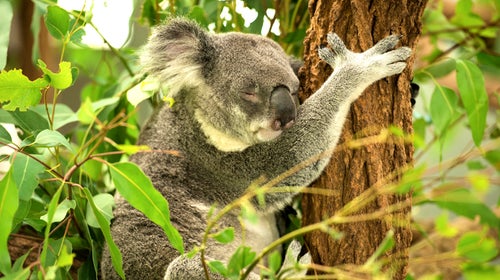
140;19;217;98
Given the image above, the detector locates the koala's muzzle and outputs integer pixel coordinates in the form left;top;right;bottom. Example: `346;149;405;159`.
270;86;297;131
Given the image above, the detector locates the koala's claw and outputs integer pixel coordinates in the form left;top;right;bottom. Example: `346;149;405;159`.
318;33;349;68
318;47;336;64
367;34;402;55
326;33;348;56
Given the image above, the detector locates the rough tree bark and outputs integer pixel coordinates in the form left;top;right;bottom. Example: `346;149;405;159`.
299;1;428;279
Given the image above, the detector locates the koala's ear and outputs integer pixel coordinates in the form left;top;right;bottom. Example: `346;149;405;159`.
141;19;217;98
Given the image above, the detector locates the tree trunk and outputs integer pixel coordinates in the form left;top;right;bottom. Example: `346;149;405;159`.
299;0;428;279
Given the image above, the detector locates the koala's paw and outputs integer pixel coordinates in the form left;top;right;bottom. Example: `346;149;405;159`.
279;240;311;278
318;33;348;69
319;33;411;82
361;35;411;80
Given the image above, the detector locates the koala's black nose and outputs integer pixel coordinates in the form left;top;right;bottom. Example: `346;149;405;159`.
270;86;297;131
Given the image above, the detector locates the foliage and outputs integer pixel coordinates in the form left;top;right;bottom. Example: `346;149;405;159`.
0;0;498;280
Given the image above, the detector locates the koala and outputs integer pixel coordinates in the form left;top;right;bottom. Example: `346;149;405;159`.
100;18;411;279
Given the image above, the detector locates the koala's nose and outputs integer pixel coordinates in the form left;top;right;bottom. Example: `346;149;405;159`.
270;86;297;131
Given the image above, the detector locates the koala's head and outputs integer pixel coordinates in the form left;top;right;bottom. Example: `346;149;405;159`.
141;19;299;152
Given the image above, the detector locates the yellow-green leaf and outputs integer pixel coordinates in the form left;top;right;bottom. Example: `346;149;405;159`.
0;69;47;111
38;60;73;90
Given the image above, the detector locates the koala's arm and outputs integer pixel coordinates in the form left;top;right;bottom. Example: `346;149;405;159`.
248;34;411;191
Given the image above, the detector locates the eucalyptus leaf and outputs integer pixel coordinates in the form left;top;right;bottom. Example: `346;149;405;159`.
212;227;235;244
11;153;45;201
0;124;12;142
30;104;78;130
85;193;115;228
108;162;184;254
44;5;70;40
8;109;50;134
227;246;256;278
83;188;125;279
430;86;459;136
40;185;64;266
456;59;488;147
32;129;74;153
40;199;76;224
457;232;498;262
208;260;228;277
0;171;17;274
432;188;499;230
267;250;282;274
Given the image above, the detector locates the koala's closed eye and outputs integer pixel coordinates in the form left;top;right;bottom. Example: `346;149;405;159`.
241;91;260;103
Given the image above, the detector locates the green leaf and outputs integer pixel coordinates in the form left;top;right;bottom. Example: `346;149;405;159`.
11;249;30;272
0;0;13;70
208;260;228;277
0;69;48;111
430;86;459;136
1;267;30;280
457;232;498;262
0;124;11;142
44;5;70;40
435;211;458;237
38;60;73;90
0;171;18;274
451;0;485;27
40;199;76;224
43;238;72;267
463;263;500;280
30;104;78;130
83;188;125;279
432;188;499;230
85;193;115;228
77;97;95;124
11;153;45;201
31;129;74;152
468;173;489;192
395;164;426;194
8;109;50;134
68;17;86;44
211;227;235;244
77;97;120;124
456;59;489;147
108;162;184;254
56;243;75;268
267;250;282;274
40;184;64;266
227;246;256;278
485;150;500;171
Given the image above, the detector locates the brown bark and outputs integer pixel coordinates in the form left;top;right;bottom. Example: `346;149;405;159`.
299;0;428;279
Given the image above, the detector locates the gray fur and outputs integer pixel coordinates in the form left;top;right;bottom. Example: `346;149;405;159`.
100;18;411;279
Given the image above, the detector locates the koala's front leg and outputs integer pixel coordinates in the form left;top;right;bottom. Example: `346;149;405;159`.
316;33;411;104
268;33;411;190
